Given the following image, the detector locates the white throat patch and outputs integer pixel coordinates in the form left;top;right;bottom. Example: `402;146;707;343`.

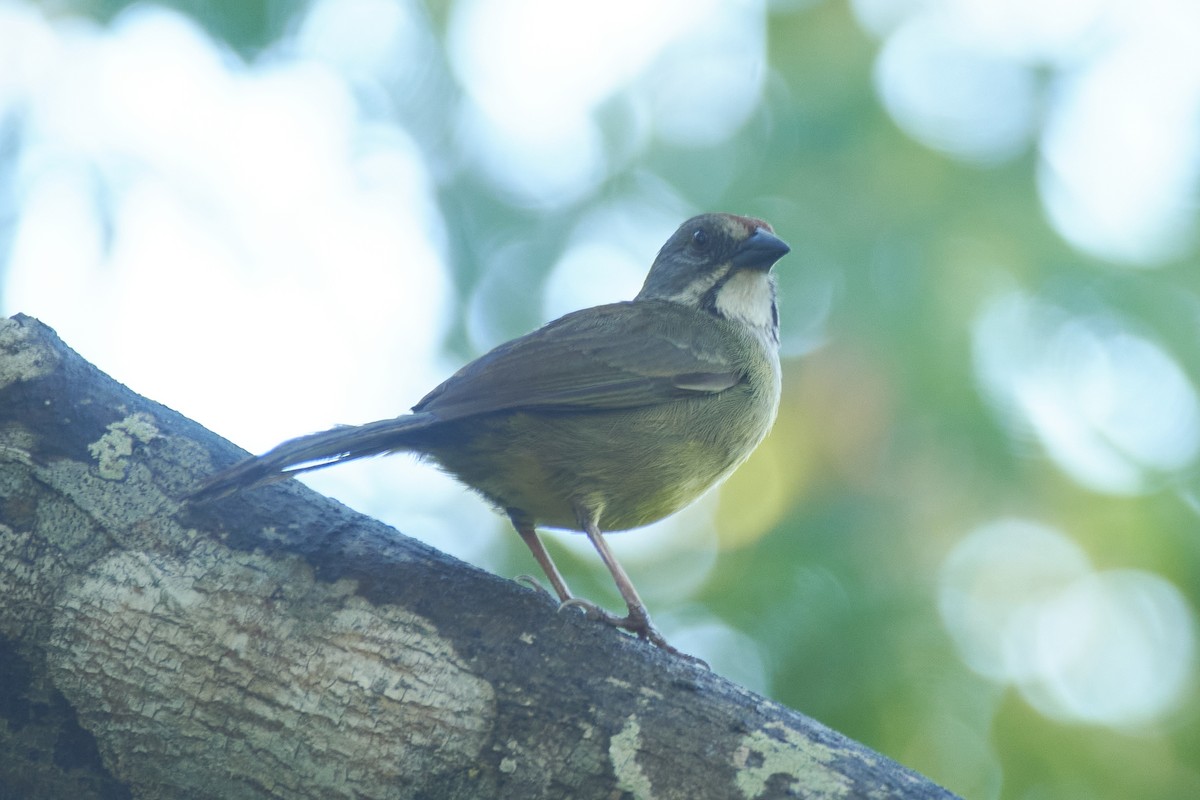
714;270;776;333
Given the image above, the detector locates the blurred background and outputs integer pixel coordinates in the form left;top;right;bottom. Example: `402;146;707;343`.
2;0;1198;796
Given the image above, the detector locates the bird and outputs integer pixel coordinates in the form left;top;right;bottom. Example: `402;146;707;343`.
188;212;790;657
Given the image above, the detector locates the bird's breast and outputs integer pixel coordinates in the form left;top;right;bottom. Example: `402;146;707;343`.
424;369;779;534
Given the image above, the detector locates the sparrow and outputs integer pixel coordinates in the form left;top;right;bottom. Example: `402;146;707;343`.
189;212;789;657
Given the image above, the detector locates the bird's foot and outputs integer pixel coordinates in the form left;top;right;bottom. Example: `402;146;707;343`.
558;597;632;627
558;598;708;668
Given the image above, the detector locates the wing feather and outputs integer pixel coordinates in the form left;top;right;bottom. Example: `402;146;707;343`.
413;301;742;420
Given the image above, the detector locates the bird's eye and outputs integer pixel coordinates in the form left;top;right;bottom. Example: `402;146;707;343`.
691;228;709;249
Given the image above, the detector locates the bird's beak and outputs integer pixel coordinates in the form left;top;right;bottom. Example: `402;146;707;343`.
730;227;791;272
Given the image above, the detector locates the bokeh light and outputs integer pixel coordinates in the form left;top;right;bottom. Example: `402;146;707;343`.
2;0;1199;796
447;0;771;205
860;0;1200;265
873;13;1037;163
940;519;1196;728
972;289;1200;494
1;3;452;452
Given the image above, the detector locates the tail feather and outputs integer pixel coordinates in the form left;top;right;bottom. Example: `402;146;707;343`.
187;412;437;503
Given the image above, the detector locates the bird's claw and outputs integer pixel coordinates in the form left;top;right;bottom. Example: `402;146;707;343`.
515;574;558;602
518;575;708;666
557;598;708;668
558;596;624;624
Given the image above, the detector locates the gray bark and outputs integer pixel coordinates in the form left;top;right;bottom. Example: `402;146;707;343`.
0;313;959;800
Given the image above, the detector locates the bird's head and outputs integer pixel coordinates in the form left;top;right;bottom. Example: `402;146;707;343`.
636;213;790;343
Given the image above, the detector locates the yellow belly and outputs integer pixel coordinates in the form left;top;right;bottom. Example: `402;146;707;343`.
426;387;777;532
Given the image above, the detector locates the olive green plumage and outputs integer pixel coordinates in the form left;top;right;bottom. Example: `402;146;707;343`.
190;212;790;657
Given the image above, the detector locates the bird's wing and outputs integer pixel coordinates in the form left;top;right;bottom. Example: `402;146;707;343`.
413;301;742;420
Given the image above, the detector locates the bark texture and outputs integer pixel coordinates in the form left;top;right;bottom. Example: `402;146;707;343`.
0;313;960;800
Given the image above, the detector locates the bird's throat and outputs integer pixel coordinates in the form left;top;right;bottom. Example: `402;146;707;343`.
713;270;779;342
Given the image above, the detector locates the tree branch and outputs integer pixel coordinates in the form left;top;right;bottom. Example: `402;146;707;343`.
0;313;959;800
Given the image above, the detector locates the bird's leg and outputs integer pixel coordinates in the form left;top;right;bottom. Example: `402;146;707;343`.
508;510;574;604
511;508;702;664
564;506;692;659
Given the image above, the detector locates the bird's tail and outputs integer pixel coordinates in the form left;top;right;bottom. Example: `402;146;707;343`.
186;412;438;503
